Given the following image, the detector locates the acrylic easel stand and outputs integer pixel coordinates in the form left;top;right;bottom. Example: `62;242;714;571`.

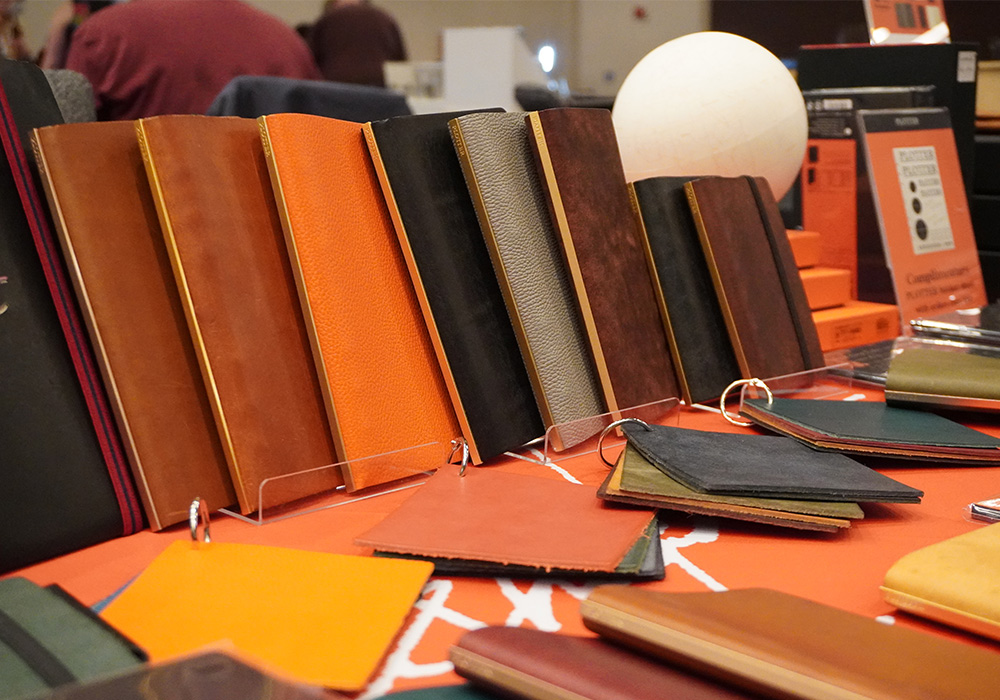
219;439;459;526
511;397;683;466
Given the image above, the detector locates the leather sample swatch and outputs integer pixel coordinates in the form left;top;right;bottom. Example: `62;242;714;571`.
451;627;757;700
630;176;742;405
598;443;860;533
882;522;1000;641
0;58;142;573
137;115;340;513
34;651;325;700
355;467;657;572
686;175;825;380
581;586;1000;700
364;110;544;464
740;397;1000;463
33;121;235;530
449;111;605;449
527;108;679;417
621;421;923;502
379;518;664;581
100;540;434;691
0;577;146;699
885;347;1000;412
260;112;459;491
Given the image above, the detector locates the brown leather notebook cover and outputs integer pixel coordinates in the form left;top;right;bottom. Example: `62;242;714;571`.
259;113;459;492
686;176;824;381
355;467;656;572
451;627;757;700
137;115;340;514
32;121;235;529
527;108;679;417
582;586;1000;700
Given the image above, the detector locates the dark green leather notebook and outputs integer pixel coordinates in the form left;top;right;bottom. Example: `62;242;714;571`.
740;397;1000;463
0;577;146;699
630;176;741;405
620;422;923;502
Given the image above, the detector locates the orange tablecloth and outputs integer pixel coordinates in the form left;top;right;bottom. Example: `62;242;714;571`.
11;388;1000;696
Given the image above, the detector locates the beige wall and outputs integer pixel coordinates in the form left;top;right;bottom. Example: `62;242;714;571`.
18;0;709;95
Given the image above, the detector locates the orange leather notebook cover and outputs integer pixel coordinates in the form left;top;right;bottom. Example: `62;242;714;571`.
259;113;459;492
100;540;433;691
787;229;822;269
800;267;851;310
813;300;901;352
137;115;340;514
33;121;235;530
582;586;1000;700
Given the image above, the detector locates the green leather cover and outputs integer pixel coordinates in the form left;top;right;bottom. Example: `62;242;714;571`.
0;578;145;699
741;397;1000;462
620;422;923;502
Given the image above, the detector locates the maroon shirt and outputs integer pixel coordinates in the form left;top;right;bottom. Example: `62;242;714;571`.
66;0;321;120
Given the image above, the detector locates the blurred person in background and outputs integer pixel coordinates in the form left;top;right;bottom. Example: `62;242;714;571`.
39;1;115;69
309;0;405;87
64;0;320;120
0;0;29;60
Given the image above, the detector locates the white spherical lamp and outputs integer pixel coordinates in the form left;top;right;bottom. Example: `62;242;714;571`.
613;31;807;199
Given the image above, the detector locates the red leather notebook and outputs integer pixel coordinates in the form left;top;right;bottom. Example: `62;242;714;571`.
260;113;459;491
33;121;236;530
137;115;340;514
452;627;756;700
527;108;679;417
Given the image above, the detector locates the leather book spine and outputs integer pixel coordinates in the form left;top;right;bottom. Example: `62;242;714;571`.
449;112;604;448
363;112;544;463
526;108;680;418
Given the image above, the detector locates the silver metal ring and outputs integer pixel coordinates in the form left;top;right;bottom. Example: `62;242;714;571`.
719;378;773;427
447;438;471;476
189;497;211;543
597;418;651;468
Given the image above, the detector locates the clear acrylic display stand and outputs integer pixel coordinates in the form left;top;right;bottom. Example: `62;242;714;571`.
219;439;459;525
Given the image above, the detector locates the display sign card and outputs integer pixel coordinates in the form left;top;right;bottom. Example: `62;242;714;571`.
857;108;986;324
864;0;950;45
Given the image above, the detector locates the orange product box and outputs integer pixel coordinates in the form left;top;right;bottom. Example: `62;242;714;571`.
786;229;821;269
799;266;852;311
812;300;900;352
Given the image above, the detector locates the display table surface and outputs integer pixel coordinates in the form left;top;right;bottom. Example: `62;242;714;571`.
10;385;1000;697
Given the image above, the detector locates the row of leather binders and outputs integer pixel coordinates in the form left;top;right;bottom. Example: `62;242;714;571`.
1;55;823;572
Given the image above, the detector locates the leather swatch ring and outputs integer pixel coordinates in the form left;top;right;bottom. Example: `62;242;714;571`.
719;378;773;427
448;438;471;476
597;418;652;468
188;497;211;543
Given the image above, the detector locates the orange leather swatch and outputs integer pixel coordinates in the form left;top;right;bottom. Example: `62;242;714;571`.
33;121;235;530
260;113;459;491
355;468;657;572
137;115;340;514
100;540;433;690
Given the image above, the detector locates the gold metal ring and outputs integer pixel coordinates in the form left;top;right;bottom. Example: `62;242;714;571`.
597;418;651;468
719;378;773;427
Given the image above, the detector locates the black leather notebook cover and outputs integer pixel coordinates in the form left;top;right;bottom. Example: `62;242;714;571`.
630;176;741;405
741;397;1000;463
0;59;142;573
621;422;923;502
364;110;544;463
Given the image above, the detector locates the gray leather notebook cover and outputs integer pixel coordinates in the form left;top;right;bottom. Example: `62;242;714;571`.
449;111;604;449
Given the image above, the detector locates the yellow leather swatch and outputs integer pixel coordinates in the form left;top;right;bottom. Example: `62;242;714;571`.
100;540;433;690
260;113;459;491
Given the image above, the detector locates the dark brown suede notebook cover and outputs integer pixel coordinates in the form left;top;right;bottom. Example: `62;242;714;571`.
686;175;824;381
138;115;340;514
33;121;235;530
452;627;757;700
527;108;679;417
582;586;1000;700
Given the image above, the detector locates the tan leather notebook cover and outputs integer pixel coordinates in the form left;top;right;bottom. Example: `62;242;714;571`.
881;523;1000;641
527;108;679;418
259;113;458;491
582;586;1000;700
33;121;235;530
137;115;340;514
